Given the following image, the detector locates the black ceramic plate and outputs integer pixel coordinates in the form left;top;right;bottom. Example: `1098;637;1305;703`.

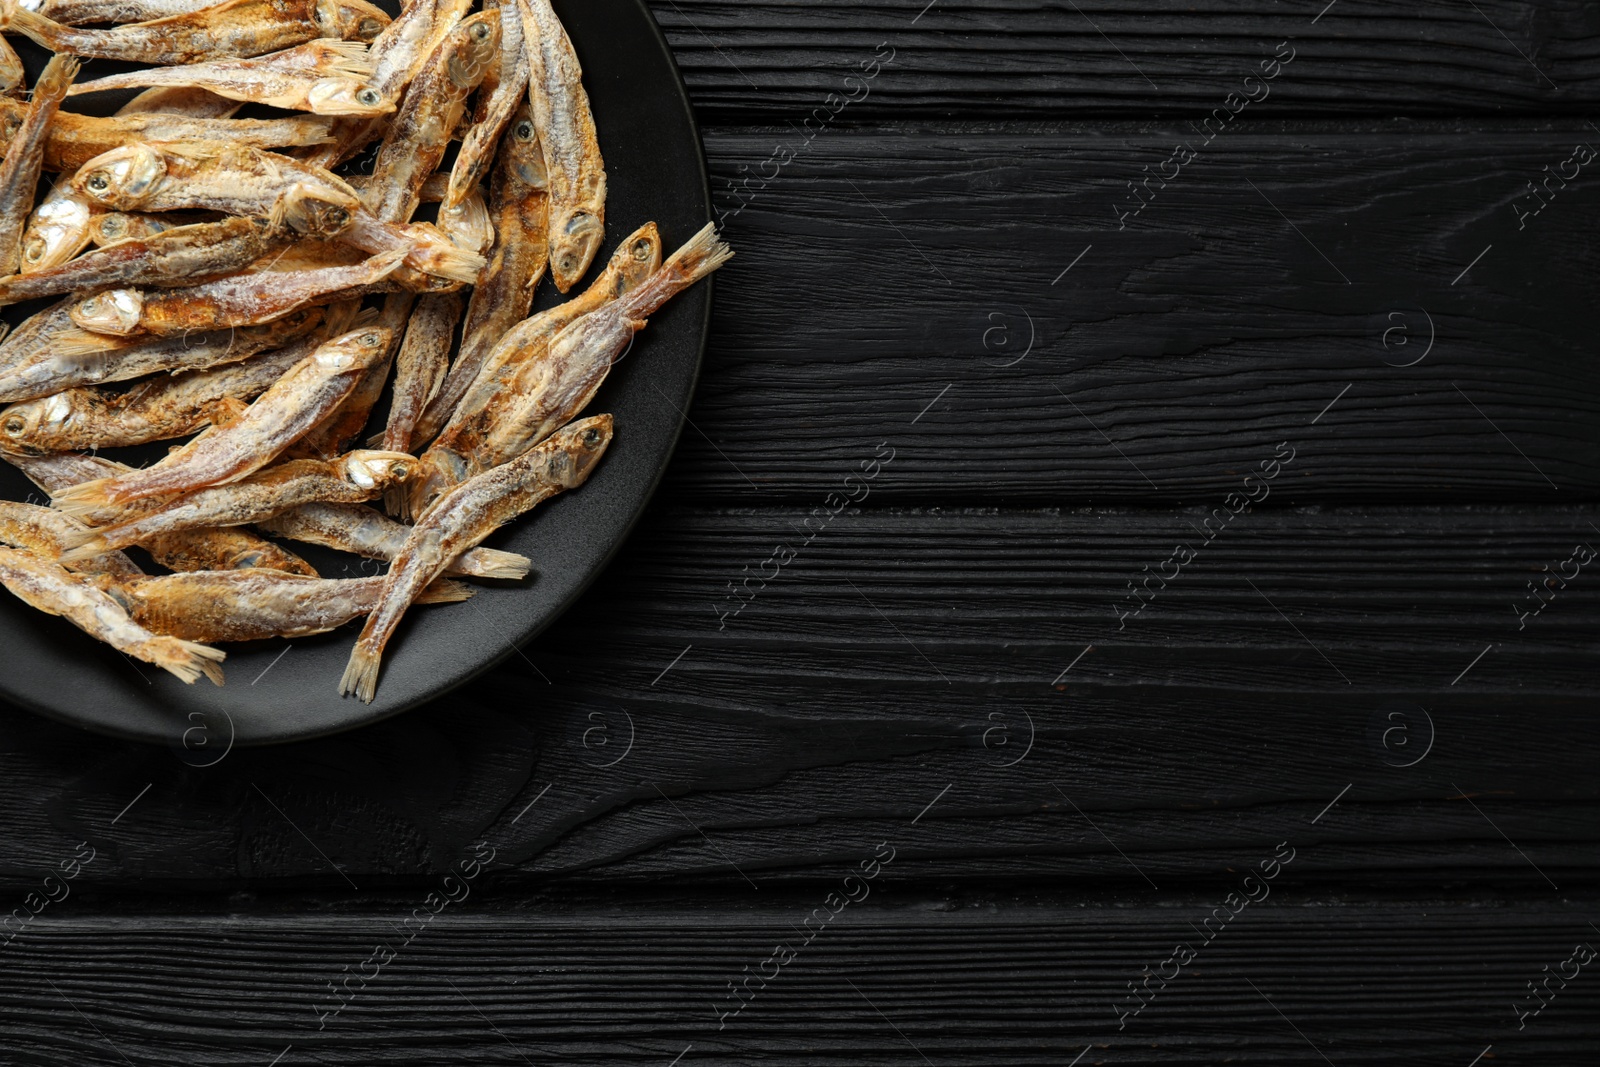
0;0;711;745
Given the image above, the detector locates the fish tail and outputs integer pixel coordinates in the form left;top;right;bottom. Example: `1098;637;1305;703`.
34;53;81;98
417;579;475;605
455;547;531;581
0;2;62;50
51;477;118;519
626;223;733;315
339;641;383;703
150;636;227;686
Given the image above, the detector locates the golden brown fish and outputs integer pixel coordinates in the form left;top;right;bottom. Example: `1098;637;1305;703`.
51;326;390;513
289;293;408;460
0;0;388;65
363;9;499;223
517;0;603;291
110;568;472;642
66;39;387;116
0;214;293;307
383;290;461;453
69;248;404;337
0;54;76;274
258;500;530;579
5;449;318;576
0;309;322;403
341;413;612;702
0;545;225;683
444;0;527;214
58;450;415;560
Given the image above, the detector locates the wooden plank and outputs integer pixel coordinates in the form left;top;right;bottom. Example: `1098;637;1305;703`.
648;0;1600;119
3;506;1595;888
0;902;1595;1063
678;124;1600;503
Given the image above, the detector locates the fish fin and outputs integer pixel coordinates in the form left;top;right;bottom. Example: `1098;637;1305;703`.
454;547;530;581
153;637;226;685
396;222;485;283
366;247;409;279
51;477;117;519
54;530;109;565
339;643;382;702
322;39;375;79
54;328;127;359
417;579;474;605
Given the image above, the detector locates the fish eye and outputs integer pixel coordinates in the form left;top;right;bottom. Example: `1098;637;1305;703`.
470;20;490;39
100;217;123;235
356;88;380;106
514;120;534;141
560;254;578;273
631;239;651;260
23;237;45;261
359;16;380;34
390;463;410;480
582;428;601;446
359;331;379;346
86;174;109;193
4;416;25;435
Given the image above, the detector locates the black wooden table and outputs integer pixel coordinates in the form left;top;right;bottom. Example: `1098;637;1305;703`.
2;2;1598;1063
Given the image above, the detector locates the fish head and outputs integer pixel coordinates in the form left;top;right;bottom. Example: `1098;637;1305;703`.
70;289;143;335
407;448;470;522
604;221;662;297
545;414;614;487
314;0;389;42
340;450;415;490
314;327;393;373
72;144;167;209
278;186;355;238
505;105;548;191
446;12;501;90
20;194;94;273
307;79;390;117
550;208;606;293
0;393;73;453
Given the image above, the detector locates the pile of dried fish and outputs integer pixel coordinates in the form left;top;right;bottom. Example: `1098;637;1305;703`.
0;0;730;702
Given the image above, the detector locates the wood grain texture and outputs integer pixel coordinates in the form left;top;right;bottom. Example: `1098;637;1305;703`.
679;124;1600;504
2;507;1593;889
0;902;1596;1064
648;0;1600;120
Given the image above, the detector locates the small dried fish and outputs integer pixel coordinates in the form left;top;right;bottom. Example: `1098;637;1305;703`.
111;568;472;642
73;141;484;279
0;309;321;402
435;183;493;256
0;215;293;307
0;0;389;65
431;103;548;433
33;106;336;173
382;290;461;455
363;9;499;223
0;500;142;577
341;413;612;701
413;220;658;458
51;326;390;512
30;0;228;25
69;248;404;337
414;226;725;517
58;450;414;560
258;500;530;579
0;54;77;274
444;0;527;214
66;39;388;116
290;293;407;459
6;448;318;575
0;545;226;683
517;0;603;291
0;337;312;451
